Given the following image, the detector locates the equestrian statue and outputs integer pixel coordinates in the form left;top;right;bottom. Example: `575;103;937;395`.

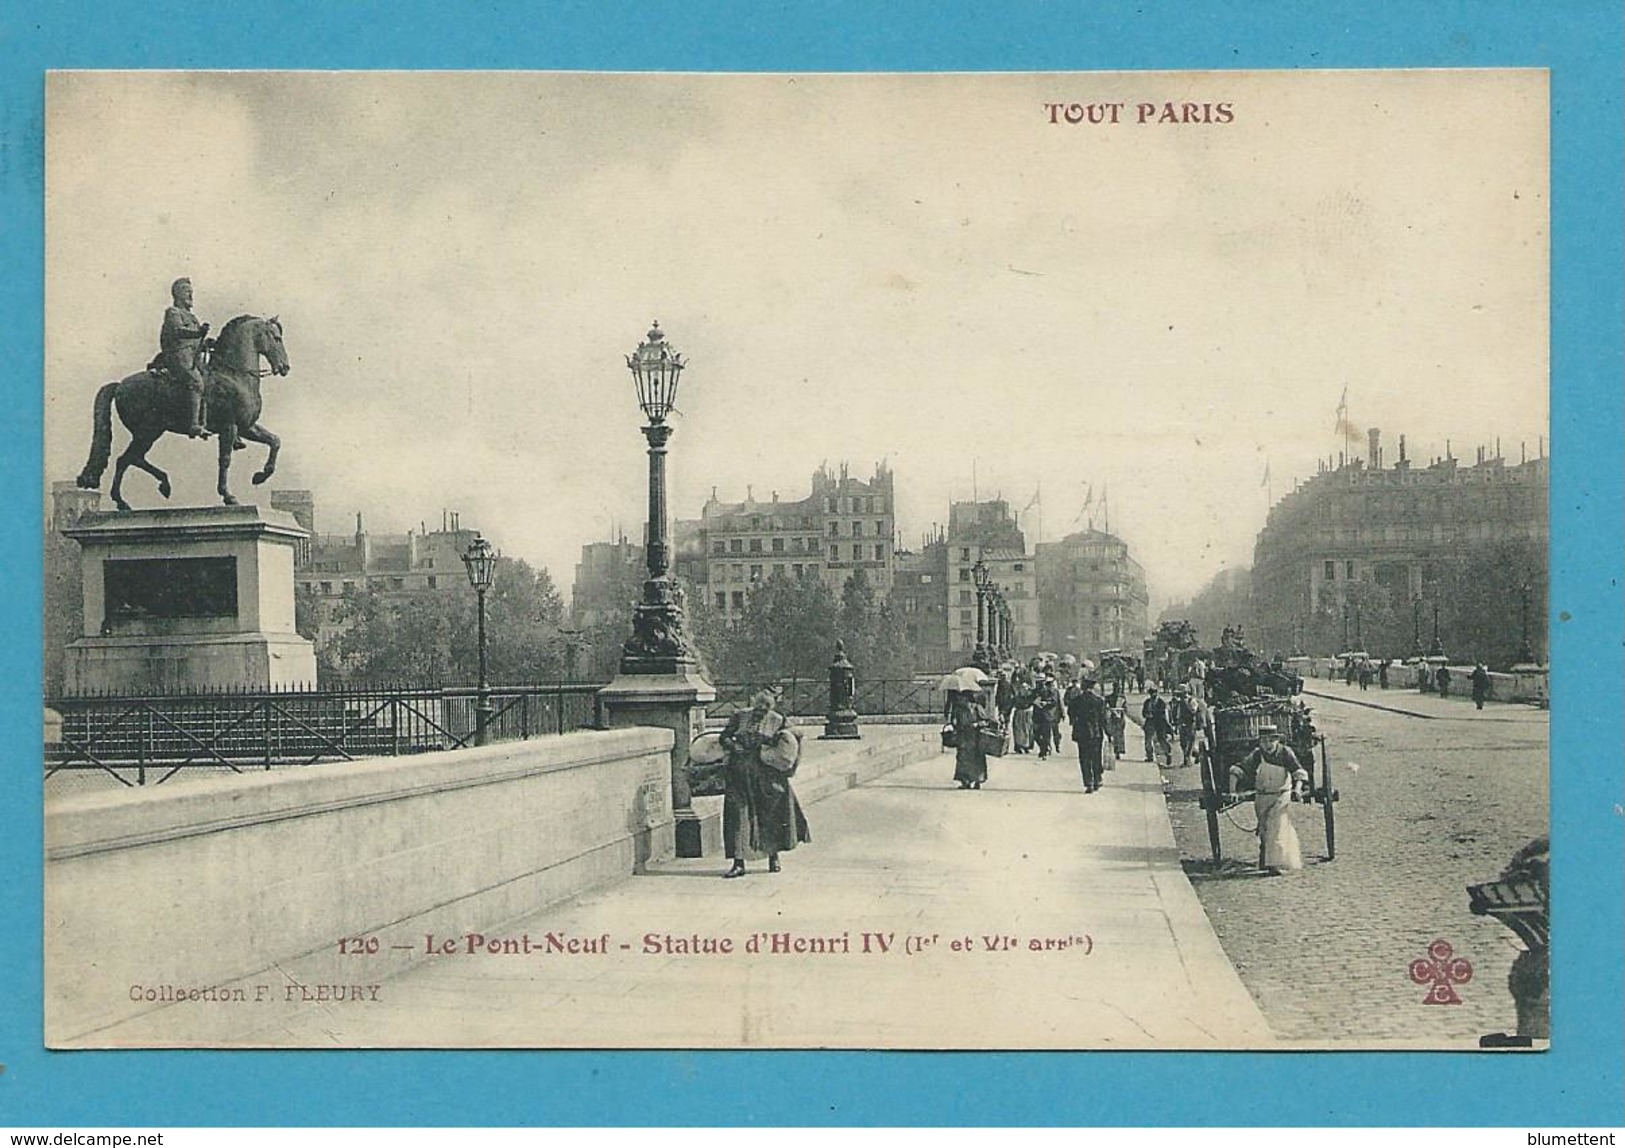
76;278;292;511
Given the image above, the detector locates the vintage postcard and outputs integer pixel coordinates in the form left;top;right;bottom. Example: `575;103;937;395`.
42;69;1550;1051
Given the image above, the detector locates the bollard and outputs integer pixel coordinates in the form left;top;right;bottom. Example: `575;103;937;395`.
820;639;861;740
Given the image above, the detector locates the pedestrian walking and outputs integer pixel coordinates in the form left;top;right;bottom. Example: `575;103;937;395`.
721;689;810;878
1228;723;1310;875
1067;672;1109;793
1170;684;1201;766
1357;659;1373;691
1141;686;1173;766
1104;683;1128;763
1378;659;1390;689
1435;664;1452;698
1032;673;1062;760
994;666;1016;728
949;687;997;790
1010;669;1036;754
1470;662;1491;710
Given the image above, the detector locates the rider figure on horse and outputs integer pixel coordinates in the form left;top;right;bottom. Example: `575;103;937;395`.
157;277;212;438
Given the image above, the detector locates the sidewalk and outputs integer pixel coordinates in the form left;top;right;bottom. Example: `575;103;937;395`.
1300;678;1549;723
255;744;1271;1049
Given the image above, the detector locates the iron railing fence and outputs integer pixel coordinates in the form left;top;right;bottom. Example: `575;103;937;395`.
46;677;951;787
708;677;951;719
46;682;606;786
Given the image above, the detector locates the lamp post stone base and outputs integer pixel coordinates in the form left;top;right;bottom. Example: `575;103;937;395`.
819;712;861;740
597;668;716;859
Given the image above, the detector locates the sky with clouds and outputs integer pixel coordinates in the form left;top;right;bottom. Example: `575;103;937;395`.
44;70;1547;606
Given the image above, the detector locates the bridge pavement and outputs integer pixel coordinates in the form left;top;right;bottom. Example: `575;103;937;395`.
256;737;1272;1049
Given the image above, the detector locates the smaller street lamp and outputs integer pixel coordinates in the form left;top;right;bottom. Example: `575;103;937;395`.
1429;601;1444;658
462;534;498;746
1412;596;1424;656
971;560;991;668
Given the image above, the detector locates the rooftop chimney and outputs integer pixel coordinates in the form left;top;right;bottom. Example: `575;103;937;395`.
1368;427;1381;469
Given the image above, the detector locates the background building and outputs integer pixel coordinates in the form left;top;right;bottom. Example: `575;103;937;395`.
1036;528;1151;657
570;536;642;630
698;461;896;622
1250;429;1549;664
276;492;482;604
893;533;950;671
943;499;1039;658
45;481;103;698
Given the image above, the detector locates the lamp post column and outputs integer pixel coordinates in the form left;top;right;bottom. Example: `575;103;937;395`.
596;321;715;861
475;583;491;745
461;534;498;748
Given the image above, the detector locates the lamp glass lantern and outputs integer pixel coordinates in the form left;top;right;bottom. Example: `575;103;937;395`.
461;534;498;593
626;320;686;424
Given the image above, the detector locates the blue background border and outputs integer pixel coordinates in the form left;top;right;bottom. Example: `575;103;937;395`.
3;1;1620;1128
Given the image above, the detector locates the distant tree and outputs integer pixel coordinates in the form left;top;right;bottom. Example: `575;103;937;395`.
1437;538;1547;668
716;572;839;684
838;569;913;680
319;556;567;687
480;557;567;683
294;583;324;642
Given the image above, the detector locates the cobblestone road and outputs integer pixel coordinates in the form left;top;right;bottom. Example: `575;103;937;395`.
1157;686;1548;1044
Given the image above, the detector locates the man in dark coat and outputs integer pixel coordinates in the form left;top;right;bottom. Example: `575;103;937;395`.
1031;674;1062;760
1067;674;1109;792
1470;662;1492;710
1435;664;1452;698
1140;686;1173;765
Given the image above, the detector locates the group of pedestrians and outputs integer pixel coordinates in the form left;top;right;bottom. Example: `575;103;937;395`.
953;659;1133;794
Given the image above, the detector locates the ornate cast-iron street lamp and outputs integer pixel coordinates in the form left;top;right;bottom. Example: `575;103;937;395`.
971;559;991;668
461;534;498;746
1341;602;1350;651
1412;596;1424;656
1429;601;1445;658
620;321;696;675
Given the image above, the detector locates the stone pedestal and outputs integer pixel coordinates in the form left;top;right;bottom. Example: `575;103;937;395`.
62;505;317;694
597;668;716;859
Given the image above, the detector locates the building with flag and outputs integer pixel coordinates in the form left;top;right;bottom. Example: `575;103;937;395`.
1250;428;1549;665
695;461;897;623
1035;528;1151;657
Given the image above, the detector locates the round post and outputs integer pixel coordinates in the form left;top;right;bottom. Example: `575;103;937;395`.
475;585;492;746
821;639;861;740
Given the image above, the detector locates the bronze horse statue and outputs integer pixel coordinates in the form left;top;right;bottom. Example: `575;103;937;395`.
76;315;290;510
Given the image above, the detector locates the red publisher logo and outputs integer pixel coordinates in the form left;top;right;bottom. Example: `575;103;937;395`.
1410;939;1473;1004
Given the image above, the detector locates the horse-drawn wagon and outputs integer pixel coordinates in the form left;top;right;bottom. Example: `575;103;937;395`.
1192;646;1339;866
